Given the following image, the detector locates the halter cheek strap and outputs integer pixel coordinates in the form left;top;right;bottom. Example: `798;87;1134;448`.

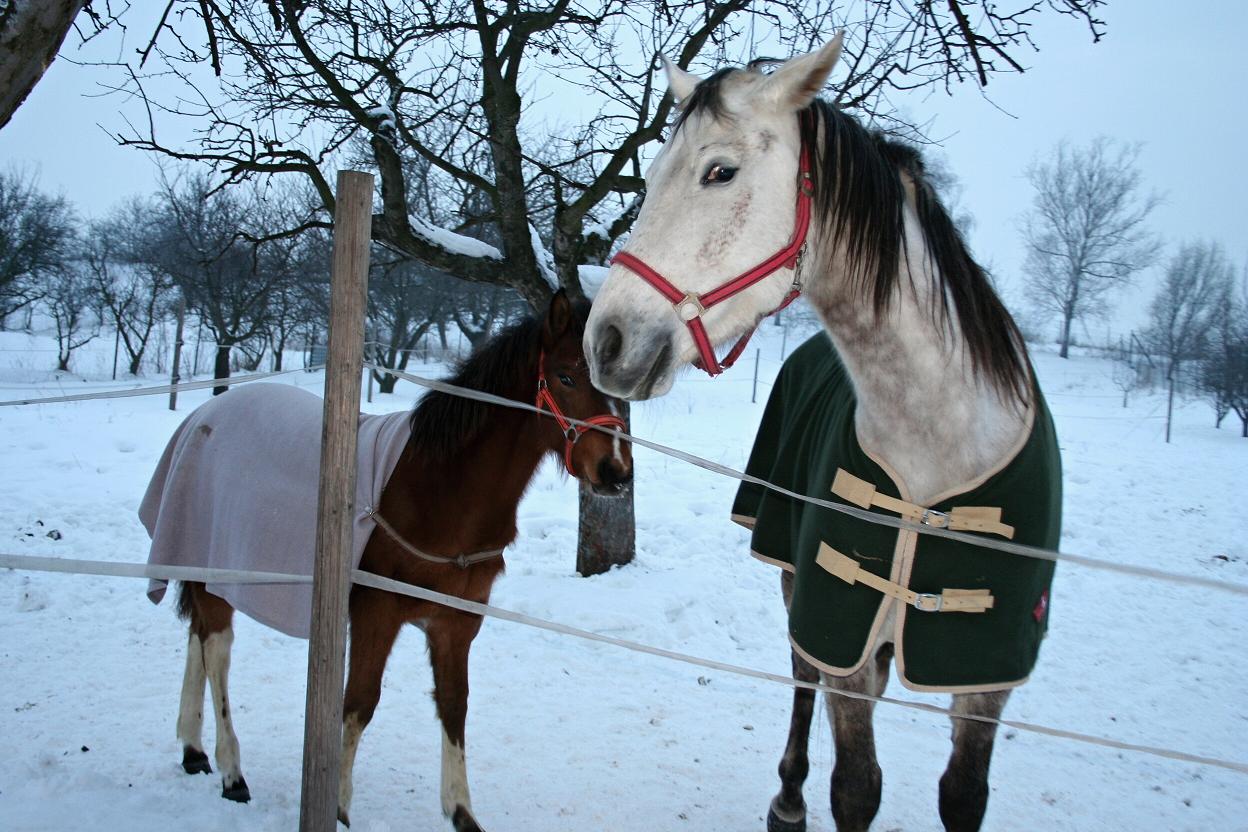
610;114;813;377
536;352;627;475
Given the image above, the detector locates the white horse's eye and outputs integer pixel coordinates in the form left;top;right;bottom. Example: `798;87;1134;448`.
702;163;738;185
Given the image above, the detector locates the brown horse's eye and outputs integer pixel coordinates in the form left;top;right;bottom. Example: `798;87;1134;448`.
558;373;575;388
702;163;737;185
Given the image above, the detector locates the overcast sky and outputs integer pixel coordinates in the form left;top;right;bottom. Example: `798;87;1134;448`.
1;0;1243;338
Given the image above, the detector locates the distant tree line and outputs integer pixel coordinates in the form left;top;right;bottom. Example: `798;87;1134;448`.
1020;138;1248;439
0;167;526;382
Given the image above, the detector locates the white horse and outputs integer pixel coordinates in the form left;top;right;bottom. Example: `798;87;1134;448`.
586;36;1056;832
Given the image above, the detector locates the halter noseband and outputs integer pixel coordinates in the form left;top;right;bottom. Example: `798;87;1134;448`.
536;352;627;476
610;114;813;377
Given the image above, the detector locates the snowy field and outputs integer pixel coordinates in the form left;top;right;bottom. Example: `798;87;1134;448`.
1;322;1245;832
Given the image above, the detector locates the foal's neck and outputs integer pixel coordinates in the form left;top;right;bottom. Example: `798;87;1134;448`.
389;365;552;553
808;222;1031;505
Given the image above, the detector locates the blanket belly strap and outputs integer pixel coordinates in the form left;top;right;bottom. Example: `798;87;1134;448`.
369;510;505;569
816;543;994;613
830;468;1015;539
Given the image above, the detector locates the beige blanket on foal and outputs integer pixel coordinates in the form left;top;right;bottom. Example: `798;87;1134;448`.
141;383;412;638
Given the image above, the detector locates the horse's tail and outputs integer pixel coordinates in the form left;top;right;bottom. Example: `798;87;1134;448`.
174;581;196;622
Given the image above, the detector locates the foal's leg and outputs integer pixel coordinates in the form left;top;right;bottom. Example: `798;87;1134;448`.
337;589;403;828
177;629;211;775
767;571;820;832
190;588;249;803
823;642;893;832
937;690;1010;832
427;615;485;832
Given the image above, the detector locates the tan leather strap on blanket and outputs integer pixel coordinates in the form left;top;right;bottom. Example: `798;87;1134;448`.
831;469;1015;539
369;510;506;569
816;543;994;613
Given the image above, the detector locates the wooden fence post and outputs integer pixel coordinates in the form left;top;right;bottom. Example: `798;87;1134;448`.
298;170;373;832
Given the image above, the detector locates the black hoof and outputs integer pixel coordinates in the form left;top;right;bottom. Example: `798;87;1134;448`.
767;805;807;832
182;747;212;775
451;804;484;832
337;807;350;827
222;776;251;803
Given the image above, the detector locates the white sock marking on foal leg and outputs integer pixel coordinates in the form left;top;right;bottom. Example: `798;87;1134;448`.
440;726;472;817
202;628;243;786
338;712;365;817
177;633;206;750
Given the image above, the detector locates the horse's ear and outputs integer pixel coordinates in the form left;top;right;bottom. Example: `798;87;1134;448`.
544;289;572;345
760;32;844;111
662;55;703;108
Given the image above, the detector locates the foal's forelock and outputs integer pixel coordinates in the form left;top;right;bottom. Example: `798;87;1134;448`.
674;79;1029;403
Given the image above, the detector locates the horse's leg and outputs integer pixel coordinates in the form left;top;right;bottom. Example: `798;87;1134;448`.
824;641;893;832
937;690;1010;832
177;627;211;775
337;589;403;828
192;588;249;803
766;570;820;832
427;615;485;832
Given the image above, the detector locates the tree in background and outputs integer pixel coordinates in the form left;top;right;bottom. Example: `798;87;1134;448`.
1145;241;1235;443
81;199;175;376
0;169;77;326
366;256;447;395
1198;271;1248;436
152;176;297;394
42;259;99;371
1022;137;1160;358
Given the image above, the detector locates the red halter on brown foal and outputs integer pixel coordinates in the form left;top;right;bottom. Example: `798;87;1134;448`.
536;351;627;474
610;115;813;376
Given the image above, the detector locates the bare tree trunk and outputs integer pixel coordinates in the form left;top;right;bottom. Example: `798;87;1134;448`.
1059;312;1073;359
1165;367;1175;444
0;0;88;130
576;402;635;576
213;342;232;396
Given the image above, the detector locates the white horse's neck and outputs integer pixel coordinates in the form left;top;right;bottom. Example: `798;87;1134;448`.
806;207;1032;505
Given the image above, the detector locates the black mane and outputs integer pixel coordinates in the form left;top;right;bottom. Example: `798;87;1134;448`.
408;299;592;459
676;70;1029;403
408;314;543;460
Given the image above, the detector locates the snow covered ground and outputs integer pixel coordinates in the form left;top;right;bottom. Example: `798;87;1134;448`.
1;322;1245;832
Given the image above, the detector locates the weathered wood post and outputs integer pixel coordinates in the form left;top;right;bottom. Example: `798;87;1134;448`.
298;170;373;832
168;297;186;411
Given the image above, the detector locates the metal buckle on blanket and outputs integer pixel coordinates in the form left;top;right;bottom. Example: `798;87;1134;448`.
919;508;950;528
913;593;943;612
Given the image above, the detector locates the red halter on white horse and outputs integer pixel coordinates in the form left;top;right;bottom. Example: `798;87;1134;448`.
610;115;813;376
536;352;627;474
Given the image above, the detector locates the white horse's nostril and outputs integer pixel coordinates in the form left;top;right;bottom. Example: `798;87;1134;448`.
596;324;623;367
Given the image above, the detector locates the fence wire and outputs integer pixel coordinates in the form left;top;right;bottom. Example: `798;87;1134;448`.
2;359;1242;597
1;551;1244;777
364;363;1248;599
0;366;316;407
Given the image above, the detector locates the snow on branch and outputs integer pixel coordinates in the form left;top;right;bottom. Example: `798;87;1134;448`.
409;215;502;261
530;223;558;289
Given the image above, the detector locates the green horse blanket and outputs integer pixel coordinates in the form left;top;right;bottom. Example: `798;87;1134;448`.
732;334;1061;692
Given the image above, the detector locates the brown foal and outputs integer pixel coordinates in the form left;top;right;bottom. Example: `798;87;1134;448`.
174;292;631;832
